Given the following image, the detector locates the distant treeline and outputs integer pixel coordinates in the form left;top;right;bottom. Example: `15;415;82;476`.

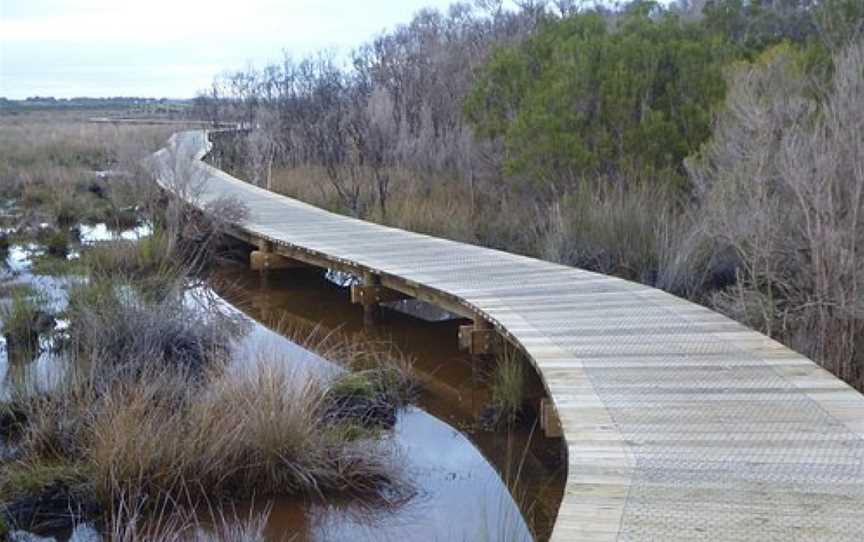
197;0;864;390
0;96;193;110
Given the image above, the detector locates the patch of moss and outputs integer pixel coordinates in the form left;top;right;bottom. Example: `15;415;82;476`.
324;422;378;443
328;372;379;400
0;460;86;502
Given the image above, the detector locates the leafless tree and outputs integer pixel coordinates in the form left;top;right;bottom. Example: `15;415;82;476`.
688;40;864;387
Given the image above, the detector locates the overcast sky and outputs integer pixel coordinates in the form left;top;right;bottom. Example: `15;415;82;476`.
0;0;506;99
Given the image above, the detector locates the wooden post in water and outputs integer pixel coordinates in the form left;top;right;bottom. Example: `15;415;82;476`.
458;317;500;356
458;316;498;414
350;275;410;327
359;272;382;327
255;239;273;288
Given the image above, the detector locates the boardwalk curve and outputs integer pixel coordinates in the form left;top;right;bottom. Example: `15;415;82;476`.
153;130;864;541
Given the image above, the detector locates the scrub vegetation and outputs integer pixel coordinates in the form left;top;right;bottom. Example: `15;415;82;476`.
199;0;864;391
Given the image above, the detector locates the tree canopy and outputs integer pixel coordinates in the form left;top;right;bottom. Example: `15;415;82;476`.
465;3;728;190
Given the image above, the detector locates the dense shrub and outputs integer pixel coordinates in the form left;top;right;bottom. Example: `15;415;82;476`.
466;3;728;191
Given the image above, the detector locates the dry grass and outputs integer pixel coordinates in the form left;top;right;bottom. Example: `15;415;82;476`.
541;180;681;284
0;111;182;235
83;359;401;506
4;354;407;513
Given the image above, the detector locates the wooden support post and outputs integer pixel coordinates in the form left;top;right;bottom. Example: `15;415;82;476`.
358;273;382;327
257;239;272;287
458;317;501;356
540;398;563;438
350;283;410;305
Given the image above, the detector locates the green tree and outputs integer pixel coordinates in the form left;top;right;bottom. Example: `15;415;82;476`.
466;2;727;191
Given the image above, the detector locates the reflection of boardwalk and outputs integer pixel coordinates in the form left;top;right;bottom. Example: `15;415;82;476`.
155;130;864;541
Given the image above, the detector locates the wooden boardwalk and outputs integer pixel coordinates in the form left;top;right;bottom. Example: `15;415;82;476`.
154;130;864;541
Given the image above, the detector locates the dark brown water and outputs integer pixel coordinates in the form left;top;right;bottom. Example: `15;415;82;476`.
209;263;565;542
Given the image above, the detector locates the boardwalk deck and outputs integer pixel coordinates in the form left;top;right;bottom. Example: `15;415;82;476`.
153;130;864;541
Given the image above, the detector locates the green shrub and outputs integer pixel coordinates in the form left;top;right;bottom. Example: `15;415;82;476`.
466;5;728;191
82;231;178;282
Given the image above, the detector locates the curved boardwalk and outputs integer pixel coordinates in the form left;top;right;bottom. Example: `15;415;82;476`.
154;130;864;541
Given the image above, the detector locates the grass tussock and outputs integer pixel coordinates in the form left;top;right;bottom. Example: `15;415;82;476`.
64;276;242;373
29;253;84;277
82;232;180;281
486;348;528;428
0;291;51;358
267;320;418;402
37;227;71;257
2;357;407;527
